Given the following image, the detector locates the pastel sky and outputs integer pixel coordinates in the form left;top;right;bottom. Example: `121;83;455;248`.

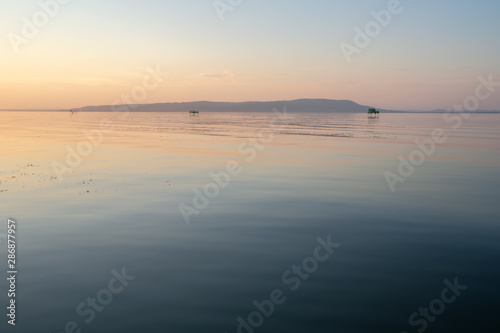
1;0;499;110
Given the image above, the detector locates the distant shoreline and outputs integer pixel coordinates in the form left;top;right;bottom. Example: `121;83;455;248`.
1;99;499;113
2;110;499;114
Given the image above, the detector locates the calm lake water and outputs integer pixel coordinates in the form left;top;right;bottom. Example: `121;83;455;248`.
1;111;499;332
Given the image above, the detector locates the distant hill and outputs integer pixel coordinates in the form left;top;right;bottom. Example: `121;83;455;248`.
74;99;375;113
72;99;500;113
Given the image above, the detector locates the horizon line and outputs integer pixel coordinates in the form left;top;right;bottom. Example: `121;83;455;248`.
1;98;499;113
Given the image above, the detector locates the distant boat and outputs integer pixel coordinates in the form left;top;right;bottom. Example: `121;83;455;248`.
368;108;379;114
189;110;199;115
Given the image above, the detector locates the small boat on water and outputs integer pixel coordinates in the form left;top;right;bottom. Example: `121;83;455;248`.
368;108;379;114
189;110;199;115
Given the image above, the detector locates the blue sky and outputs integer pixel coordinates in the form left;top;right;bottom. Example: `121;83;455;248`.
1;0;499;110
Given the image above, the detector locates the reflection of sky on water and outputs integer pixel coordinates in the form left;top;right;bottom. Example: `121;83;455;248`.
0;111;499;332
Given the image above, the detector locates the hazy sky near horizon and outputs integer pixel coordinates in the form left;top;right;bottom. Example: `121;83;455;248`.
1;0;499;110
